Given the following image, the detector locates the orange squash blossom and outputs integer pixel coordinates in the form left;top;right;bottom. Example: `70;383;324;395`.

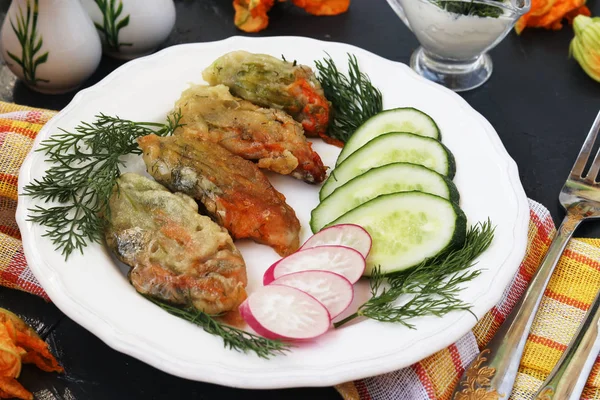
0;309;63;400
233;0;350;32
516;0;590;34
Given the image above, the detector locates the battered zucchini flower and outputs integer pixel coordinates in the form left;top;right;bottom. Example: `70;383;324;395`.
570;15;600;82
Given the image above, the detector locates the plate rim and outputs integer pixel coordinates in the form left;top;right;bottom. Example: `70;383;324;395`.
15;35;529;388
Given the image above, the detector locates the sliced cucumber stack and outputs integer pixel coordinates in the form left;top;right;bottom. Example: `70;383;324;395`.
336;107;440;166
311;163;459;232
320;132;456;200
312;106;469;277
328;191;466;276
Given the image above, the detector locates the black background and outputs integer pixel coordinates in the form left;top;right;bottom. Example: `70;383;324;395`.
1;0;600;398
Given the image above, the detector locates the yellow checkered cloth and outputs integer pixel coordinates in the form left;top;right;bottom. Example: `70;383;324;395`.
335;201;600;399
1;101;600;399
0;101;56;299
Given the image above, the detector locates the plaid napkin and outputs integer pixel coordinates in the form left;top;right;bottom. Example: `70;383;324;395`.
0;101;55;300
2;101;600;399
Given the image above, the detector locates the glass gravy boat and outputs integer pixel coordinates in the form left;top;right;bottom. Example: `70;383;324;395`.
387;0;530;91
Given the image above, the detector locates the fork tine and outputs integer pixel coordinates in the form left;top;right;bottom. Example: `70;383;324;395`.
585;146;600;183
570;110;600;179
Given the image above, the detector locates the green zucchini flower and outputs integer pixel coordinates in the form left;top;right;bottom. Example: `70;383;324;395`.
570;15;600;83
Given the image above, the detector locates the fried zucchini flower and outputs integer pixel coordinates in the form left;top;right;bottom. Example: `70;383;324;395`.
202;51;330;138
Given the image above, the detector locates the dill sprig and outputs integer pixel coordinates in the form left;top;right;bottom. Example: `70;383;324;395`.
335;220;495;328
23;112;290;358
23;112;182;259
315;54;383;143
434;0;505;18
144;296;291;359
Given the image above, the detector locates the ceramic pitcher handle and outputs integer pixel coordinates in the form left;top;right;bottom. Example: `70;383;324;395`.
386;0;412;32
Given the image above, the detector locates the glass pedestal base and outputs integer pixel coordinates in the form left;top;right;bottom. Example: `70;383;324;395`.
410;47;493;92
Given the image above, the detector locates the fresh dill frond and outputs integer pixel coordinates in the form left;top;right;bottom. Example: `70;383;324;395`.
434;0;505;18
23;111;183;259
24;110;291;357
334;220;495;328
144;296;291;359
315;53;383;143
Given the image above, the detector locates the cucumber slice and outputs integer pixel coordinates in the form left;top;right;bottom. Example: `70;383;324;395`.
328;191;466;276
320;132;456;200
337;108;440;166
311;163;459;232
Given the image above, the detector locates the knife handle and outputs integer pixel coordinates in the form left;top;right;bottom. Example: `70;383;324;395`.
451;211;584;400
534;288;600;400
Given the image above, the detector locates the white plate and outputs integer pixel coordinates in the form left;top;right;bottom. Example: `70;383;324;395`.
16;36;528;389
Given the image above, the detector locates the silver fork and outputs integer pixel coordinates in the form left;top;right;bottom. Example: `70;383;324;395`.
533;111;600;399
451;110;600;400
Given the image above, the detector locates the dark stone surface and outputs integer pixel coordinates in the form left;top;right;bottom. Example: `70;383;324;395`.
1;0;600;398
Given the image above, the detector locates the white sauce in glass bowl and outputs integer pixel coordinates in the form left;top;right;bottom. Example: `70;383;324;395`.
400;0;513;60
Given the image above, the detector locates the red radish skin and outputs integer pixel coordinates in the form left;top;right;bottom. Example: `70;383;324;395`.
263;245;365;285
271;270;354;319
262;259;280;285
240;285;331;341
301;224;372;258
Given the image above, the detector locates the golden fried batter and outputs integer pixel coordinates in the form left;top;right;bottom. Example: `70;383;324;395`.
173;84;327;184
202;51;330;137
138;134;301;256
104;173;247;315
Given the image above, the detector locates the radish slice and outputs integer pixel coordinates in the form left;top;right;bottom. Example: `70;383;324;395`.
240;285;331;340
301;224;372;258
263;245;365;285
271;270;354;319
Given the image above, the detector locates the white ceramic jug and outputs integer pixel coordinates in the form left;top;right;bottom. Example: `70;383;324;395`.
0;0;102;94
81;0;176;60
